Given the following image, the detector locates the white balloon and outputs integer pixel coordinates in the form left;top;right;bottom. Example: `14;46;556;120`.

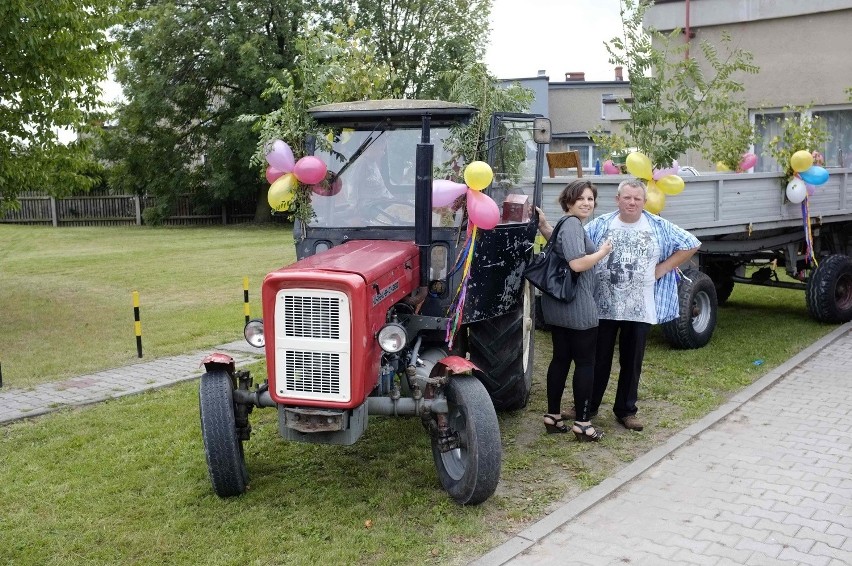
786;177;807;204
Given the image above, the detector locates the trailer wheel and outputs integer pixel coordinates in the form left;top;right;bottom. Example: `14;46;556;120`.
662;269;718;349
468;283;534;411
431;376;501;505
199;370;248;497
806;254;852;323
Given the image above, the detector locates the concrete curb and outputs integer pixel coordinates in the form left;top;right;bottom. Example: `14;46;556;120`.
0;342;265;425
470;321;852;566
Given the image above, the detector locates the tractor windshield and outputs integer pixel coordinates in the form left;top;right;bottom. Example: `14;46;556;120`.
309;127;464;228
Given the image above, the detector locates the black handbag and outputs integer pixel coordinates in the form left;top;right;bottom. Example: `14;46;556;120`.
523;215;579;302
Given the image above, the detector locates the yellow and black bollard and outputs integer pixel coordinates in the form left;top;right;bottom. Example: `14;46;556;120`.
243;276;251;325
132;291;143;358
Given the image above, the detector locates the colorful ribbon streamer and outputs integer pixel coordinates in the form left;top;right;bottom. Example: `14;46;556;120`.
445;226;478;348
801;197;818;268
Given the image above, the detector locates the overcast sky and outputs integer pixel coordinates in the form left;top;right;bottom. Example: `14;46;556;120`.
485;0;625;81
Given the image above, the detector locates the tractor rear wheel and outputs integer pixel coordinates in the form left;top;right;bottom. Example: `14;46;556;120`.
199;369;248;497
431;376;501;505
468;283;534;411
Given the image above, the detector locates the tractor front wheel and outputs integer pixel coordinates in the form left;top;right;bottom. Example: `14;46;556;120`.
199;369;248;497
430;376;501;505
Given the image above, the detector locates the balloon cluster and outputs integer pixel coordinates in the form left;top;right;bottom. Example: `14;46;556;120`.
431;161;499;229
624;152;685;214
785;150;829;204
715;152;757;173
265;140;329;211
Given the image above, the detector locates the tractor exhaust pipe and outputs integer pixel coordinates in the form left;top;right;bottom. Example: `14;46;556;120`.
414;114;433;287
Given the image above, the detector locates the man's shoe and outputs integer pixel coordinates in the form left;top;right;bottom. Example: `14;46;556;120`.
617;415;644;431
561;406;599;420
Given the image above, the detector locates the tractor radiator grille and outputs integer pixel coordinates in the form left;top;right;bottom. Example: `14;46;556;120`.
282;295;341;339
274;289;351;402
283;351;340;394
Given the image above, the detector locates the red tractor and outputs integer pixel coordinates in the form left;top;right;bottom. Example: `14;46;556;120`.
199;100;551;504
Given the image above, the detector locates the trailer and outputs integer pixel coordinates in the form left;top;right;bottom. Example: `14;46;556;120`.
541;169;852;348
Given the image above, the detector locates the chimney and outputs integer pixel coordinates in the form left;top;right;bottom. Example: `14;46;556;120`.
615;66;624;81
564;72;585;81
537;69;547;77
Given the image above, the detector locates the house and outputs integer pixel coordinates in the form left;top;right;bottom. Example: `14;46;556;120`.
509;0;852;173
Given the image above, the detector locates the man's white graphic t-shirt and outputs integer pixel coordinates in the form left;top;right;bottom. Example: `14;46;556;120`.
595;215;659;324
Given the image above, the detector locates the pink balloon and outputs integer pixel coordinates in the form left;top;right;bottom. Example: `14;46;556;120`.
806;183;816;196
266;165;285;184
432;179;468;207
293;156;328;185
738;153;757;172
265;140;295;172
466;189;500;229
310;177;342;197
652;160;680;181
602;160;620;175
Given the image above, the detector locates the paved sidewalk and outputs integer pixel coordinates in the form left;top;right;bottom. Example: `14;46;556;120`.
0;341;264;425
474;322;852;566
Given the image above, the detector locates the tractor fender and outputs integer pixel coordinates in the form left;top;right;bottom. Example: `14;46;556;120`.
201;353;236;375
435;355;481;376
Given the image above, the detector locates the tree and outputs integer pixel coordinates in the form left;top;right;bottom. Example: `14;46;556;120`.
103;0;313;223
592;0;758;168
1;0;118;212
329;0;491;99
104;0;489;223
243;20;395;223
443;61;534;164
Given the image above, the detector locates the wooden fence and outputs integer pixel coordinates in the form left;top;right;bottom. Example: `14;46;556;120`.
1;191;258;226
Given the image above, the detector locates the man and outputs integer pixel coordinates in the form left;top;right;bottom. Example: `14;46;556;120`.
584;178;700;431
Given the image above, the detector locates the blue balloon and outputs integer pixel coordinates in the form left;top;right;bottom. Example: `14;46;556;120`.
799;165;829;186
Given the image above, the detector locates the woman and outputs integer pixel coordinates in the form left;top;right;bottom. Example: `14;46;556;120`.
536;179;611;442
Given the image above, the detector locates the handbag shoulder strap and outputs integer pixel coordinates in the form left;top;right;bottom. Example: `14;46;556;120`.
543;215;570;253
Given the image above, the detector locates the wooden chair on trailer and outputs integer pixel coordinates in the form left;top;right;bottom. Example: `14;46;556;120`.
546;151;584;178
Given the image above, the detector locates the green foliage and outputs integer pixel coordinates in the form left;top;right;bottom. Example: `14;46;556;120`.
241;20;394;222
592;0;758;168
700;109;758;171
332;0;491;99
103;0;311;221
443;61;534;168
763;106;830;185
0;0;119;212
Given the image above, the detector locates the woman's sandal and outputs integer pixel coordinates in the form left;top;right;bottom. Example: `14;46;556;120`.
543;414;569;434
572;422;604;442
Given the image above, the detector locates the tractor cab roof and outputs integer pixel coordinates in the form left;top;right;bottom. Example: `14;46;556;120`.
308;99;478;128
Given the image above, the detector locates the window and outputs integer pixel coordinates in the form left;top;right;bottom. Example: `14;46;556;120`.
754;107;852;172
812;108;852;168
550;139;604;170
753;111;799;173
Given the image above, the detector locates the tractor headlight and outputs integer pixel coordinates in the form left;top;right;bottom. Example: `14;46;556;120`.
244;319;265;348
377;323;407;353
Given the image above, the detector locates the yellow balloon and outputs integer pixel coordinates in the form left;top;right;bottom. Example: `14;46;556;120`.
716;161;730;172
268;173;298;211
657;174;685;196
463;161;494;191
790;150;814;173
625;152;653;180
644;184;666;214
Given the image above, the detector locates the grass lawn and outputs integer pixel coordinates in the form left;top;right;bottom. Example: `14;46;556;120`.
0;224;840;564
0;224;295;388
